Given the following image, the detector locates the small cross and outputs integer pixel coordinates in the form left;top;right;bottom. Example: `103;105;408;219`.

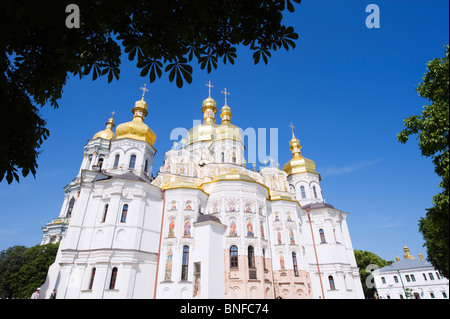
140;84;149;100
206;81;214;98
221;88;230;105
111;110;116;118
289;122;295;137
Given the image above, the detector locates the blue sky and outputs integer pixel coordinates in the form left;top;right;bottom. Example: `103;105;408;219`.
0;0;448;262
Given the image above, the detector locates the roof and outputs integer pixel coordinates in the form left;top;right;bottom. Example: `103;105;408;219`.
92;171;149;183
195;214;222;224
378;258;433;273
302;202;335;210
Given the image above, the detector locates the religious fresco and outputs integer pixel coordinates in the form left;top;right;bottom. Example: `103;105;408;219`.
168;219;175;238
247;219;254;237
289;229;295;245
184;219;191;237
229;219;237;237
277;231;282;244
164;245;173;281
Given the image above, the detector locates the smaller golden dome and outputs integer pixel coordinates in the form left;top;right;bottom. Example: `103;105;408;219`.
202;97;217;110
93;116;115;140
215;88;242;141
114;95;156;146
282;127;318;177
115;117;156;146
403;245;416;260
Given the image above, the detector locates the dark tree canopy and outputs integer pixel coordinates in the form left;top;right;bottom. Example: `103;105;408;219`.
398;45;449;278
1;0;301;183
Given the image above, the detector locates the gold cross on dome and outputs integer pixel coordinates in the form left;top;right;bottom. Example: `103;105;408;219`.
289;122;295;137
206;81;214;98
221;88;230;105
111;110;116;118
140;84;149;100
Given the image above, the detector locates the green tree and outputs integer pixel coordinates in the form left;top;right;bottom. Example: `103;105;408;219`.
1;0;301;184
398;45;449;278
0;244;59;299
12;243;59;299
0;245;27;299
354;250;391;299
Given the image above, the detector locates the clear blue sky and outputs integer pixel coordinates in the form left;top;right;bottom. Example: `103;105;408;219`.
0;0;448;262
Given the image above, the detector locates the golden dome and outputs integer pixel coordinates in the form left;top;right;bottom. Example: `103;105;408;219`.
282;128;318;177
185;85;218;145
215;94;242;141
213;168;256;183
403;245;416;260
114;96;157;146
202;96;217;110
93;116;115;140
185;122;218;145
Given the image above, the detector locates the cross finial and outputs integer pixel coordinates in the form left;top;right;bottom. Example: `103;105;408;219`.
221;88;230;105
289;122;295;138
140;84;149;100
206;81;214;98
111;110;116;118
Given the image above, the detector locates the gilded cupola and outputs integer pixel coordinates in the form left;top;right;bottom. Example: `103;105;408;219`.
215;88;242;142
185;81;218;145
282;123;319;177
114;84;157;146
92;113;116;140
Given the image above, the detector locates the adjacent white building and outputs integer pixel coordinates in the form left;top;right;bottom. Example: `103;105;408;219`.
39;85;364;299
373;246;449;299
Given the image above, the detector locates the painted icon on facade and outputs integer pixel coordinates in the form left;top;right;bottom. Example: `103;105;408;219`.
184;219;191;237
229;219;237;237
168;219;175;238
164;245;173;280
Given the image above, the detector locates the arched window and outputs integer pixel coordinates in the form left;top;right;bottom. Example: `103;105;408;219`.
101;204;109;223
220;152;225;163
232;152;237;163
319;229;326;243
120;204;128;223
67;197;75;217
144;159;149;173
113;154;120;169
292;252;299;277
88;267;96;290
313;186;318;198
109;267;118;290
129;155;136;169
230;245;238;268
181;246;189;280
97;157;104;169
248;246;255;268
300;186;306;198
328;275;336;290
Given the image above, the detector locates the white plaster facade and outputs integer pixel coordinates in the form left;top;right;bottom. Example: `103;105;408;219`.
40;90;364;299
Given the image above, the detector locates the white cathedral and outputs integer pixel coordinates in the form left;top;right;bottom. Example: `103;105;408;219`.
40;84;364;299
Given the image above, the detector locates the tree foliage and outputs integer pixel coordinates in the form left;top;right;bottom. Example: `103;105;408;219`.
397;45;449;278
0;243;59;299
0;0;301;184
354;250;391;299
